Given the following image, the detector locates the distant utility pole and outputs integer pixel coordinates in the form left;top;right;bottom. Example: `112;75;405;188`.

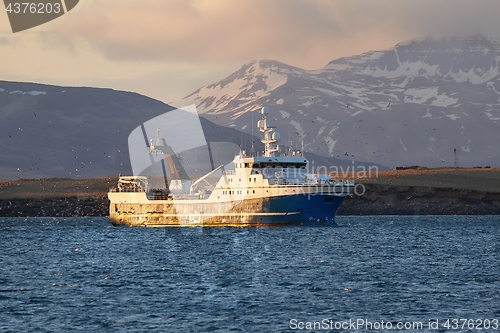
454;148;459;168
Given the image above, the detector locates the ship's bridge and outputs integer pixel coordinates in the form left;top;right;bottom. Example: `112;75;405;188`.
231;155;308;184
234;156;307;170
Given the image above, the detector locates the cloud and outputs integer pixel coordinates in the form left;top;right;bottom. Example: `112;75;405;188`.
390;0;500;37
2;0;498;103
0;36;15;46
49;0;500;69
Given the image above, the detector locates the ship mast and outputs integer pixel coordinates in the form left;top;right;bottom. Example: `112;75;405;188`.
258;106;280;157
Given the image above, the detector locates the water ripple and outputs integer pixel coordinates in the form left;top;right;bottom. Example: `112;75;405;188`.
0;216;498;332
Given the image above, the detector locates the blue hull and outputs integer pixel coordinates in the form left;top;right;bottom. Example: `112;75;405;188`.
250;194;346;226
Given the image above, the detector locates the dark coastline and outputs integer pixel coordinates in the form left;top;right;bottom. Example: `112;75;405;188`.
338;183;500;215
1;196;498;218
1;169;499;217
1;186;499;218
0;197;109;217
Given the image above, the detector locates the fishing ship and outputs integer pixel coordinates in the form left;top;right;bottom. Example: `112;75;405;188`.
108;107;354;227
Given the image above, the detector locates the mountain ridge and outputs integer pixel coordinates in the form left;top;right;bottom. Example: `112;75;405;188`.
0;80;372;180
183;34;500;168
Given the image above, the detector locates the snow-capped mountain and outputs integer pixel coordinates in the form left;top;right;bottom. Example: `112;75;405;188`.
183;35;500;168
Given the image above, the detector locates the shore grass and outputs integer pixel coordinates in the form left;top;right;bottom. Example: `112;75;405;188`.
1;167;499;201
0;177;118;200
357;167;500;193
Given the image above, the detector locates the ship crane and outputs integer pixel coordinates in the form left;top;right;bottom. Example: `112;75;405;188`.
190;164;224;193
148;128;191;193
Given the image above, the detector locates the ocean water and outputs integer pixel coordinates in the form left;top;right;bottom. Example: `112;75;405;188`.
0;216;498;332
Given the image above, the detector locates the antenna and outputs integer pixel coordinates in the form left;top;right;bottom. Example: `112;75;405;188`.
301;133;304;155
240;131;243;155
251;109;255;156
155;128;162;146
258;106;280;157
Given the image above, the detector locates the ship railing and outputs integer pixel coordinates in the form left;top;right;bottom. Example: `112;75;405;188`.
116;186;146;193
329;180;353;186
169;193;204;200
269;178;307;186
286;178;300;185
146;191;171;200
269;179;355;186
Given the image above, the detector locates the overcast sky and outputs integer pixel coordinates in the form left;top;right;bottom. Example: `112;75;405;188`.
1;0;500;104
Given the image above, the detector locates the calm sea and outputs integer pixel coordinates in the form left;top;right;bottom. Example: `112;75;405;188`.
0;216;498;332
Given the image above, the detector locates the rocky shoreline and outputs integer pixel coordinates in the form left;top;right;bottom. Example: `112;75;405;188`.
0;196;109;217
338;183;500;215
1;187;499;217
338;167;500;215
1;169;499;217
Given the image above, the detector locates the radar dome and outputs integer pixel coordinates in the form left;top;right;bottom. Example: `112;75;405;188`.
272;132;280;140
261;106;270;115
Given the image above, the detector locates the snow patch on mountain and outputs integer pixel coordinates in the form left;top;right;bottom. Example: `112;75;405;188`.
404;87;458;107
28;91;46;96
324;137;337;154
266;72;288;90
317;126;326;136
445;114;460;120
487;81;500;95
422;109;442;119
7;90;47;96
279;110;290;119
289;120;304;137
315;87;343;97
184;35;500;167
184;60;290;115
405;87;439;104
485;111;500;121
449;64;500;84
399;135;407;151
360;60;441;79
